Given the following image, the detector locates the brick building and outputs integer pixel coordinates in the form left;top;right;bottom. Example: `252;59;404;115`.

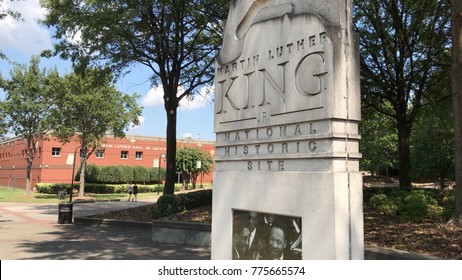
0;135;215;189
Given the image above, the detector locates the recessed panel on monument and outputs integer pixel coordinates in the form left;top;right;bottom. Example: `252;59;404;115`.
212;0;364;260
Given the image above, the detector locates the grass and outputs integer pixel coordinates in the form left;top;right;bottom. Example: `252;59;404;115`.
0;186;161;203
0;183;213;203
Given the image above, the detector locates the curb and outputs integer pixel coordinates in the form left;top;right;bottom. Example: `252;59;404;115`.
364;245;445;260
73;217;446;260
74;216;151;229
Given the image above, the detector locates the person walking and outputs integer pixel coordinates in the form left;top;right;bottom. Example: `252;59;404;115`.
132;183;138;202
127;183;133;201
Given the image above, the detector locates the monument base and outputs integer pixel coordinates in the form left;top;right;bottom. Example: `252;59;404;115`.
211;171;364;260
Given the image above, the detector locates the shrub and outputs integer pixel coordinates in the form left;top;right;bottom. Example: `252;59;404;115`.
36;183;70;194
148;167;166;183
85;164;100;183
154;194;185;218
133;166;149;183
99;166;120;183
151;189;212;219
366;188;452;222
427;204;444;219
83;183;116;194
400;190;442;222
369;193;398;216
117;165;130;183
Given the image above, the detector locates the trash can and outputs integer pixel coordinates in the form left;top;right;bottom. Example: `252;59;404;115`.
58;202;73;224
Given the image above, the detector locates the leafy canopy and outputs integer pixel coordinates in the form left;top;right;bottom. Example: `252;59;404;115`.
49;67;142;149
41;0;228;195
1;56;58;139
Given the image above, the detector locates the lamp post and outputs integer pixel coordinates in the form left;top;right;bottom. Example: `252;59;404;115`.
70;146;81;202
157;153;165;195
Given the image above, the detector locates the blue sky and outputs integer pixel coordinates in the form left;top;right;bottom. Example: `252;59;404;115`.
0;0;216;141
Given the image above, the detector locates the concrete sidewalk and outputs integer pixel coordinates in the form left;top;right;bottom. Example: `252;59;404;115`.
0;199;211;260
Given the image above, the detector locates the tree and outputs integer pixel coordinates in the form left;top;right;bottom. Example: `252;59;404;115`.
176;146;213;190
0;103;7;138
360;105;398;176
354;0;451;188
411;96;454;187
0;56;58;195
449;0;462;224
49;67;142;197
41;0;228;195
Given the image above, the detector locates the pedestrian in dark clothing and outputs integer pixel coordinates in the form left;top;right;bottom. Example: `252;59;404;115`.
133;183;138;201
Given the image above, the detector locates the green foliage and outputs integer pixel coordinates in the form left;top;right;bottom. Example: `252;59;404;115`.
85;164;100;183
370;194;398;215
76;164;165;184
154;195;185;218
411;97;454;184
99;166;121;184
151;189;213;219
0;56;60;194
360;107;398;174
47;66;142;195
354;0;451;187
118;165;132;183
176;146;214;189
400;190;441;222
41;0;228;196
149;167;166;183
133;166;149;183
367;189;453;222
36;182;159;194
35;183;73;194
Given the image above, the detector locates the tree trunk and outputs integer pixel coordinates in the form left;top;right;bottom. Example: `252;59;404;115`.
192;175;198;189
78;158;86;197
397;119;412;189
182;174;189;191
450;0;462;224
25;159;32;196
24;139;35;196
163;99;178;195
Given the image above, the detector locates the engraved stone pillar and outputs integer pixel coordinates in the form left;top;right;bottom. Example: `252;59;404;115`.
212;0;363;260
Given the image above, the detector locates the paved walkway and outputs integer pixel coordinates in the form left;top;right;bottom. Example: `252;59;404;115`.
0;199;211;260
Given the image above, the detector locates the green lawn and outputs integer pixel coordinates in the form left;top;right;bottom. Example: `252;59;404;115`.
0;184;212;203
0;186;162;203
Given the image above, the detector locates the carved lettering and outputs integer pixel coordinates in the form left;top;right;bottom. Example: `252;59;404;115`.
295;52;328;96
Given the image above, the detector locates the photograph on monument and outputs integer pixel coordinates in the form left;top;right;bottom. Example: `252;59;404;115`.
232;210;302;260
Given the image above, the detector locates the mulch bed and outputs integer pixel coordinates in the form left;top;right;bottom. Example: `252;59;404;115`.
93;203;462;259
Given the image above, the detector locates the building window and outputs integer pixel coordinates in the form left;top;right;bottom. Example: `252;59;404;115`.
135;151;143;160
52;147;61;157
96;150;105;158
121;151;128;159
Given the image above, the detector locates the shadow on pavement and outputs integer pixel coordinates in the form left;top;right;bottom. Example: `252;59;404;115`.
16;223;211;260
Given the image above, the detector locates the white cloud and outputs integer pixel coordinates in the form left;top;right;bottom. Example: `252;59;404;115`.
179;85;214;111
142;85;214;111
182;132;194;139
142;86;164;107
0;0;52;58
127;116;145;132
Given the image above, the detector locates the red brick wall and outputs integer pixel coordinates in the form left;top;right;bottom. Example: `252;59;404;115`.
0;135;215;189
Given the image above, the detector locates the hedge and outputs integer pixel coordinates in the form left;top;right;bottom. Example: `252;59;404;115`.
75;164;166;184
36;183;160;194
36;182;187;194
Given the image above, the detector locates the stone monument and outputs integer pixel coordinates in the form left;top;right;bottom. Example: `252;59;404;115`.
212;0;363;259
